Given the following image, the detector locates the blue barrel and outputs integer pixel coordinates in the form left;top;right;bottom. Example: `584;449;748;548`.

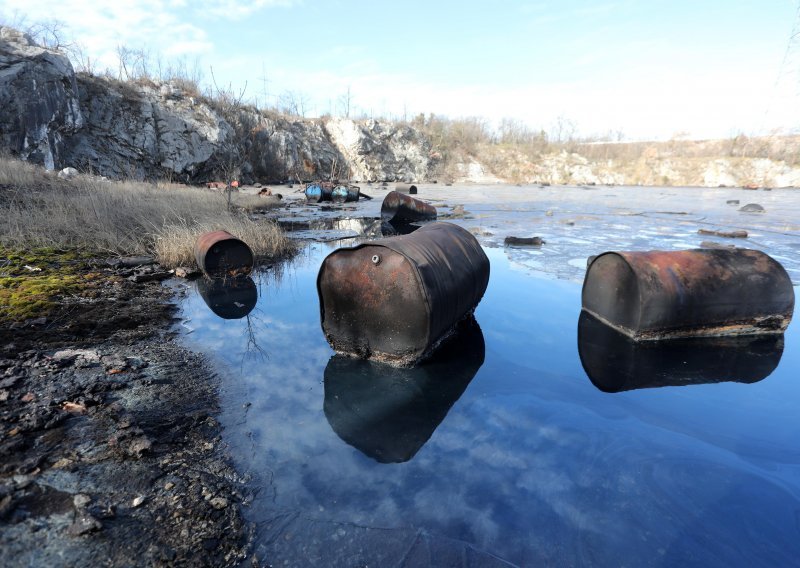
304;183;323;203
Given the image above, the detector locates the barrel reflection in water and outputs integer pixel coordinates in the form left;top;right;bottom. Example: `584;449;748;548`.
578;311;784;393
323;317;485;463
196;277;258;320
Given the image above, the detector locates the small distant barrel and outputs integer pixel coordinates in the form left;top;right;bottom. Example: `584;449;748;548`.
194;230;254;278
381;191;436;225
304;183;324;203
582;249;795;340
331;185;360;203
317;222;490;366
394;183;418;194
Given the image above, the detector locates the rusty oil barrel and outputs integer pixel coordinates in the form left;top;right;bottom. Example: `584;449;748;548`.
582;249;794;340
317;221;490;366
194;230;254;278
577;311;783;393
395;183;418;194
381;190;436;225
323;317;484;463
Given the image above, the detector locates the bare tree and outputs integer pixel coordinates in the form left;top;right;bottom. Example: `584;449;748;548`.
338;85;354;118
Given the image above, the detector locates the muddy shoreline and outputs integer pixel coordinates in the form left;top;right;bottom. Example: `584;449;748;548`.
0;264;256;566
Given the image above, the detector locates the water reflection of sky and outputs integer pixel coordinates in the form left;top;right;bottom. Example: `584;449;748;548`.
177;243;800;567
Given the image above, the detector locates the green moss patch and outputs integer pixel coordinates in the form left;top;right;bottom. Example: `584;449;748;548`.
0;247;98;322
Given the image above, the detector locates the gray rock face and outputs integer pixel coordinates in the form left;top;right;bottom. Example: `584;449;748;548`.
324;118;433;182
0;27;83;170
66;75;234;181
0;28;434;182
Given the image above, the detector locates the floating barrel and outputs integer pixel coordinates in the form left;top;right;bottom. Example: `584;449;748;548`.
323;317;484;463
194;231;254;278
331;185;360;203
317;222;490;366
381;191;437;225
394;183;417;194
196;276;257;319
578;311;783;393
582;249;794;340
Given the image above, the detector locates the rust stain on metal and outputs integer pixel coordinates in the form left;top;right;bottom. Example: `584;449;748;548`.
194;231;254;278
582;249;795;340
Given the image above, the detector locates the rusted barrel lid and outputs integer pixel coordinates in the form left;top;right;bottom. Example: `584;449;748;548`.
194;230;254;278
317;222;489;365
381;191;437;225
582;249;794;340
323;317;484;462
577;311;784;392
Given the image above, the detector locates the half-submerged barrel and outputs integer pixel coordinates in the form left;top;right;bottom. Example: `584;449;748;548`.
381;191;437;225
582;249;794;340
395;183;418;194
194;231;254;278
317;222;490;366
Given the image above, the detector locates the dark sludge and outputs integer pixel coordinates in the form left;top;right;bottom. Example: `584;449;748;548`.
196;276;258;319
323;317;485;463
577;311;784;393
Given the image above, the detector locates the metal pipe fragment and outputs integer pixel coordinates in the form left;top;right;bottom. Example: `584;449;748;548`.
194;231;254;278
317;222;490;366
380;191;436;225
582;249;794;340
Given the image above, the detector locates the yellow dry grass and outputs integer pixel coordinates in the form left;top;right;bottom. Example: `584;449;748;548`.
0;156;293;268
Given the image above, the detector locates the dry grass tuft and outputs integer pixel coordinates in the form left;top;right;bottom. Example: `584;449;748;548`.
0;156;294;268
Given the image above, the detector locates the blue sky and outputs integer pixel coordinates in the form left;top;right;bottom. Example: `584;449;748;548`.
3;0;798;140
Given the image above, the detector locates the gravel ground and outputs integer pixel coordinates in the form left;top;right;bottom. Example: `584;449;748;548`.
0;261;257;567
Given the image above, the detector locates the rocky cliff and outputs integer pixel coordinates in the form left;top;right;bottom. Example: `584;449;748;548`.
1;26;798;187
0;27;434;183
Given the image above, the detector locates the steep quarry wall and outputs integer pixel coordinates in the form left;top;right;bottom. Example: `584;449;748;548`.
0;27;434;183
1;27;798;187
